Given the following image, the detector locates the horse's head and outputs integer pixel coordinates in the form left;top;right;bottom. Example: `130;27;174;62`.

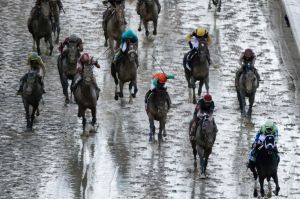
40;0;50;18
67;43;80;65
23;72;39;95
263;135;276;155
243;70;257;93
82;64;94;85
196;40;208;62
200;113;215;147
113;4;126;26
127;43;138;62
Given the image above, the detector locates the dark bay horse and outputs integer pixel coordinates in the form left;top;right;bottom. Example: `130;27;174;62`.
183;40;210;104
49;0;61;44
137;0;159;37
21;71;44;130
251;135;280;197
190;113;217;178
208;0;221;12
103;4;126;55
146;89;170;144
57;42;80;104
235;66;258;117
28;1;53;55
73;64;99;135
113;43;138;103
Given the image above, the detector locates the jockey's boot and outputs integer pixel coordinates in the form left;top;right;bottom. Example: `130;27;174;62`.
16;78;25;95
213;119;218;133
189;121;197;140
92;77;101;93
16;86;23;95
39;77;46;94
247;160;256;173
144;89;152;103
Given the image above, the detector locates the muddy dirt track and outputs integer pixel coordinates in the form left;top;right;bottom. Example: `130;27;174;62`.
1;0;300;198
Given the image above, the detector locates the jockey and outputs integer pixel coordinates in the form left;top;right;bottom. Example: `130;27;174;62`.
58;34;83;57
111;29;139;79
17;52;46;95
71;53;101;92
144;72;175;111
247;120;279;172
189;94;218;140
235;48;260;88
136;0;161;15
185;27;212;72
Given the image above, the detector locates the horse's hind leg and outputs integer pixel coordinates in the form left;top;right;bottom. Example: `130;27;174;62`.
119;81;124;98
259;177;265;197
47;35;54;56
148;117;155;142
24;102;31;129
153;19;157;35
56;17;60;44
59;71;69;104
82;110;87;134
198;80;204;96
144;21;149;37
138;16;142;31
267;178;272;197
272;173;280;196
30;106;37;129
191;141;197;167
36;38;41;55
91;107;97;127
247;93;255;118
192;87;196;104
204;76;209;95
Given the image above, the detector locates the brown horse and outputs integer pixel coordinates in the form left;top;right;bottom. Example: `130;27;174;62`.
183;40;210;104
28;1;53;55
137;0;159;37
73;64;99;136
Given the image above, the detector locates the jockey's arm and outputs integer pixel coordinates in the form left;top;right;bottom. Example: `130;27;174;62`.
193;103;201;120
185;33;193;44
38;57;46;77
239;53;244;67
57;0;63;10
252;55;256;67
207;34;213;46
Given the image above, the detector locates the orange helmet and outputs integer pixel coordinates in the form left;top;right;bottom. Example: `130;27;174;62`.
80;53;90;64
203;94;212;104
154;73;168;84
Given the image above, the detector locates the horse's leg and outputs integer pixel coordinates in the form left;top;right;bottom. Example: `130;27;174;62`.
198;80;204;96
138;16;142;31
192;87;196;104
208;0;212;9
119;81;124;98
153;19;157;35
36;106;40;116
56;17;60;44
144;20;149;37
253;173;258;197
30;105;37;129
259;177;265;197
272;173;280;196
197;145;205;178
237;90;243;112
247;93;255;118
36;38;41;55
240;91;246;116
191;141;197;167
267;178;272;197
24;101;31;129
82;109;87;133
132;75;138;98
148;117;155;142
48;34;53;56
114;84;119;101
217;0;221;12
91;107;97;127
204;76;209;94
59;71;69;104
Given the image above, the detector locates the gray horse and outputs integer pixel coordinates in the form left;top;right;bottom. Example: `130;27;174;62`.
208;0;221;12
21;71;44;130
103;4;126;55
146;89;171;144
190;113;217;178
235;69;258;117
113;43;138;104
183;40;210;104
28;1;53;56
57;42;81;104
73;64;99;135
137;0;159;37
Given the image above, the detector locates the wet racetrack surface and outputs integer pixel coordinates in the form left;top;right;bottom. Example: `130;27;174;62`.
1;0;300;198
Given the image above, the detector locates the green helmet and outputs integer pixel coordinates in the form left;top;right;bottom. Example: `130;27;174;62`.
261;120;276;134
28;52;39;61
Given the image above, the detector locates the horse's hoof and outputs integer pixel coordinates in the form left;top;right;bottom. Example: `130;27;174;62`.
253;189;258;197
153;30;157;35
131;93;136;98
163;133;166;137
193;99;197;104
199;173;206;179
138;28;141;32
119;93;124;98
146;31;149;37
114;95;119;101
149;136;153;142
194;161;197;168
65;98;70;104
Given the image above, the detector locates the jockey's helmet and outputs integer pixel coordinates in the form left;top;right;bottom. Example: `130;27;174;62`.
28;52;39;61
244;48;254;61
196;27;208;37
262;120;276;134
156;73;167;84
80;53;90;64
203;94;212;104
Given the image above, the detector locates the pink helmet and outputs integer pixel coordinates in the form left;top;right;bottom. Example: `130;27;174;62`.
80;53;90;64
